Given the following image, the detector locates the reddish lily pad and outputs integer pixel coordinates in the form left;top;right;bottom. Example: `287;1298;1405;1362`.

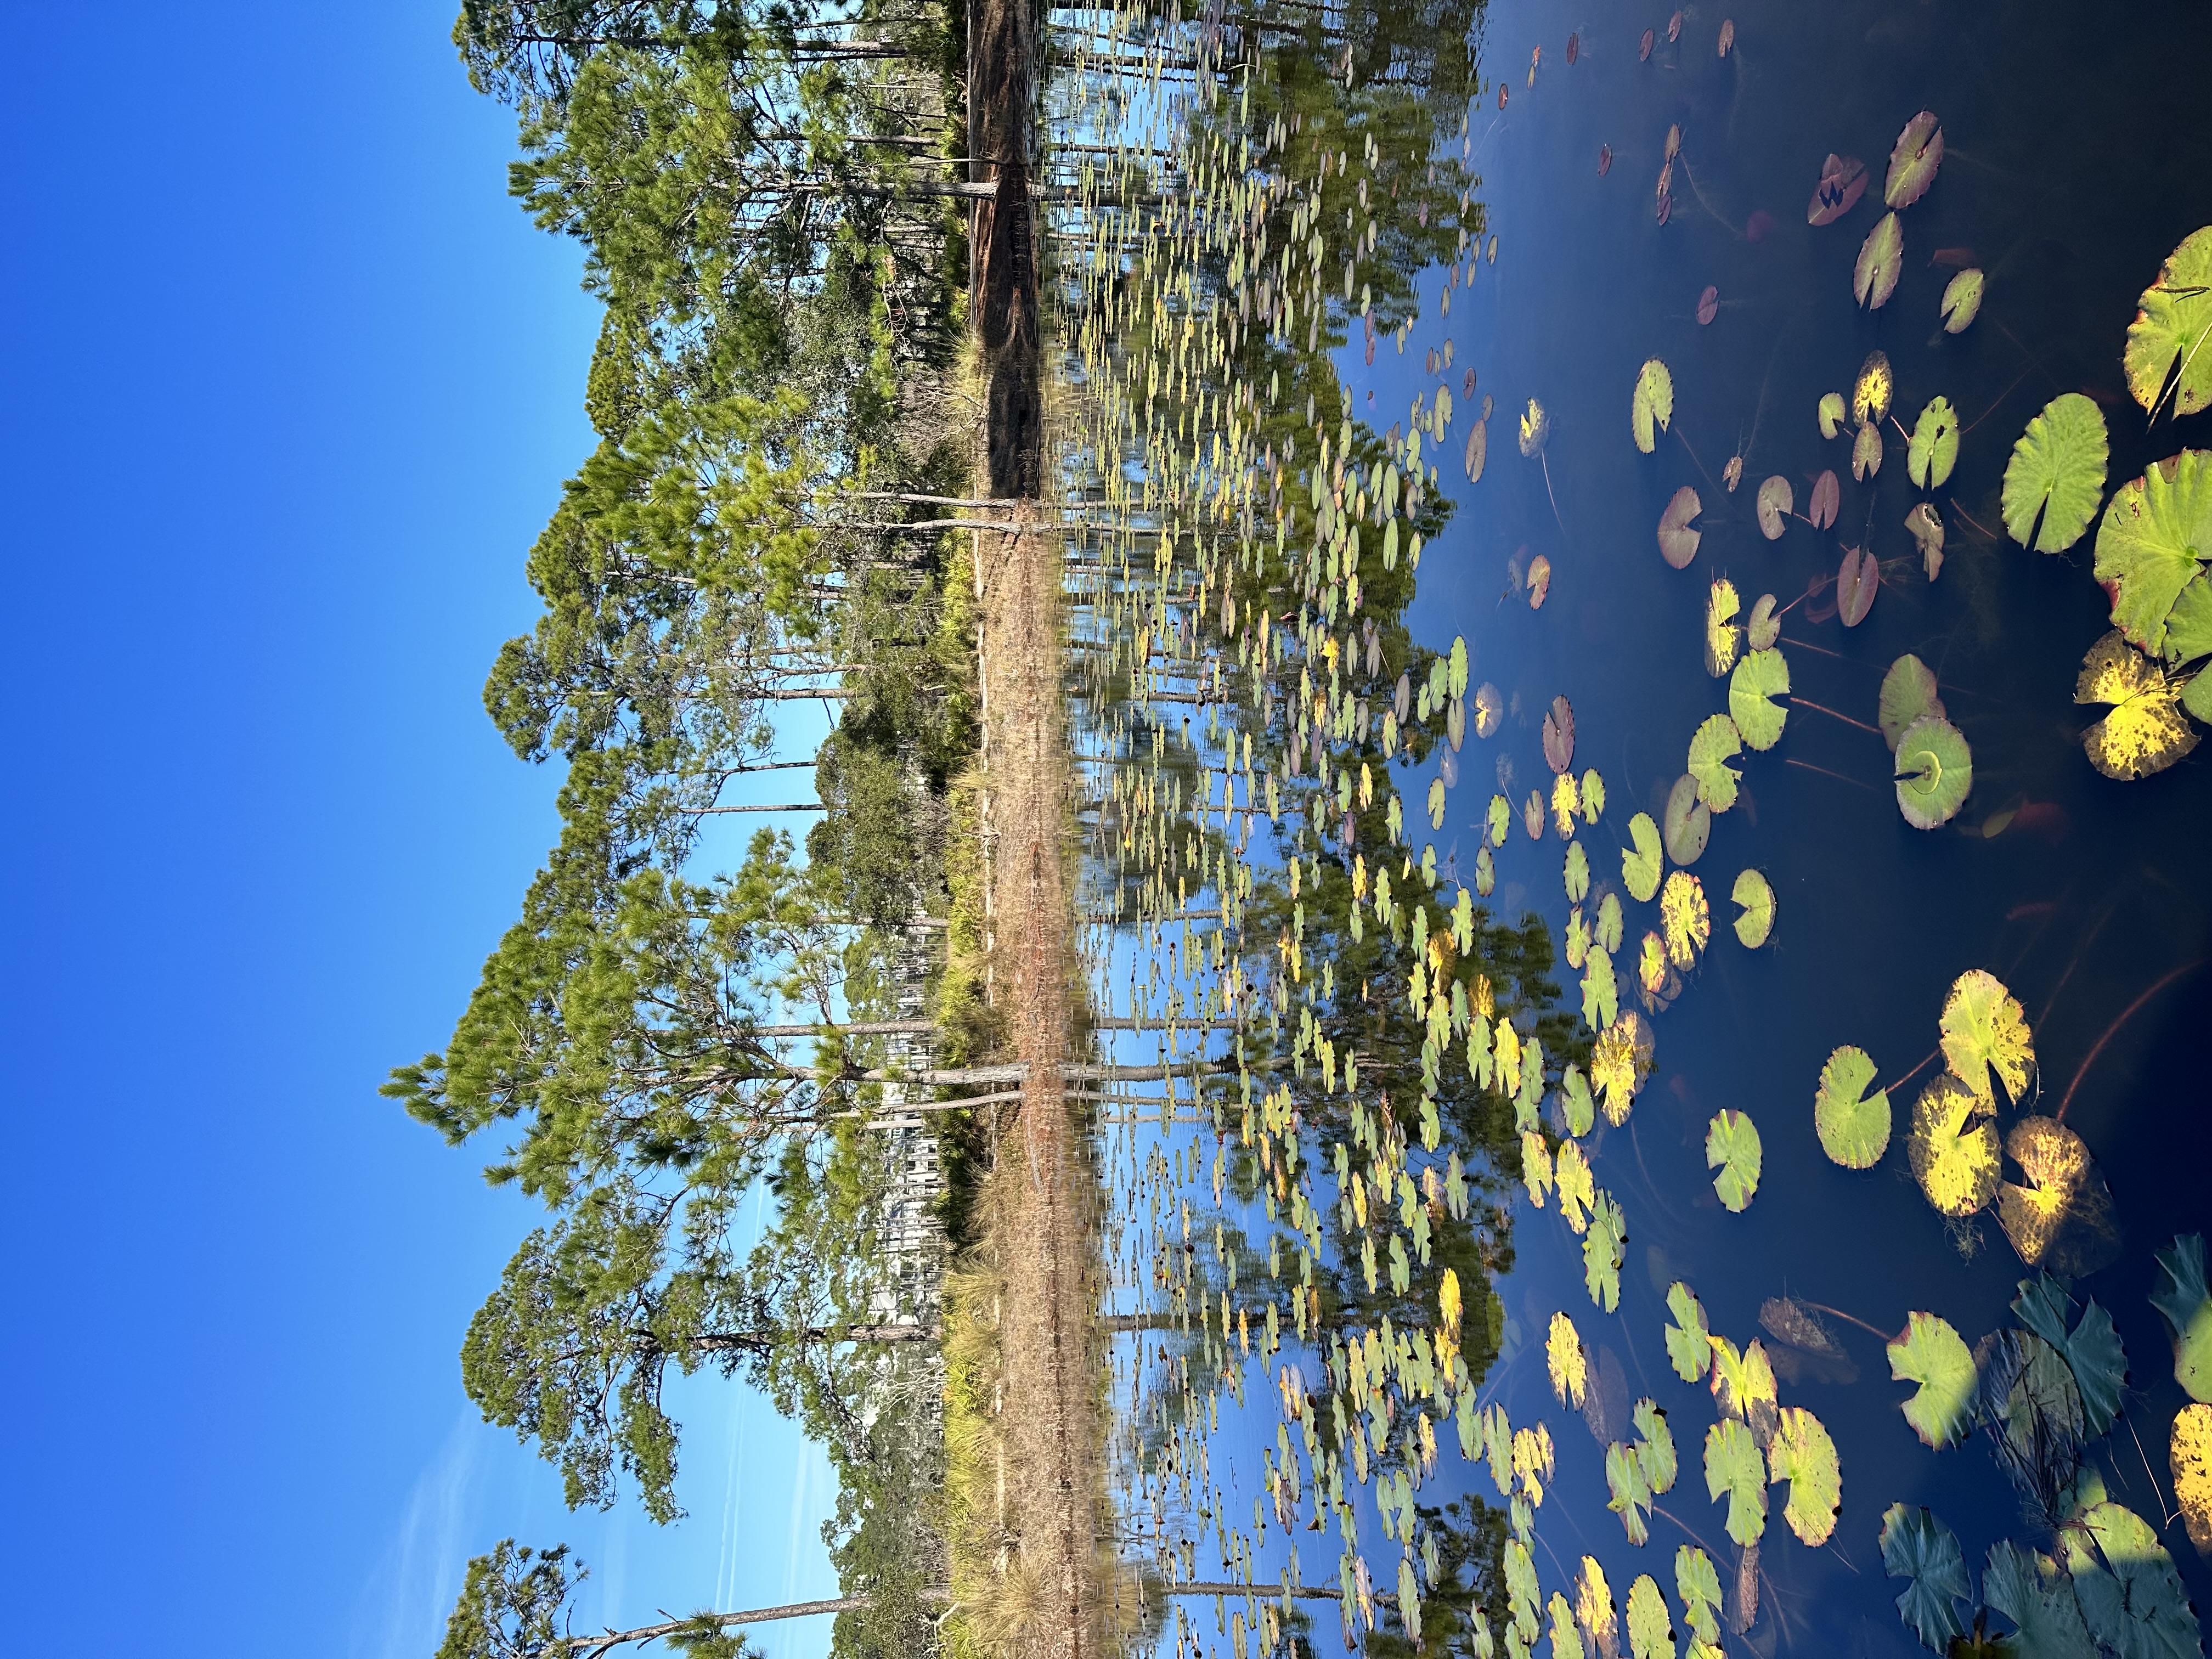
1838;546;1880;627
1544;695;1577;773
1757;477;1793;540
1599;144;1613;176
1718;18;1735;57
1640;27;1655;61
1567;31;1580;64
1809;470;1841;529
1658;487;1703;568
1668;11;1683;42
1699;285;1720;325
1885;111;1944;209
1808;154;1867;227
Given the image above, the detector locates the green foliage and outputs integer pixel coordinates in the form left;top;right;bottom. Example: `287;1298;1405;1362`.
1880;1504;1970;1654
1887;1312;1977;1449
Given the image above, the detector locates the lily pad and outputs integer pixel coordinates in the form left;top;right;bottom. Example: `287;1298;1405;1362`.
1888;1312;1978;1449
1583;945;1620;1031
1907;502;1946;579
1623;812;1664;900
1706;1109;1762;1212
1815;1044;1893;1168
1705;1417;1768;1545
1549;1309;1589;1407
2091;449;2212;654
1728;650;1790;751
1880;1503;1970;1654
1466;416;1488;481
1675;1547;1723;1646
1731;868;1775;947
1476;680;1505;737
1885;111;1944;208
1939;968;2034;1104
1895;714;1972;828
1980;1541;2098;1659
1808;153;1867;227
2166;574;2212;669
1854;419;1886;482
1757;476;1793;539
1839;544;1881;625
2152;1234;2212;1404
1747;593;1781;650
1591;1012;1654;1124
1583;769;1609;821
1520;397;1550;457
2075;630;2200;781
1698;285;1720;326
1880;654;1947;750
1596;890;1624;951
1659;486;1703;568
1635;1399;1678;1494
1608;1438;1654;1545
1708;1336;1779;1433
2010;1268;2128;1435
1627;1575;1675;1659
1544;694;1577;772
1724;454;1744;492
2064;1501;2201;1659
1819;391;1848;439
2174;1404;2212;1555
1529;555;1553;607
1639;932;1669;997
1980;1327;2087;1517
1706;580;1743;676
1587;1191;1628;1311
1688;715;1742;811
1663;774;1711;865
1809;469;1841;529
1909;1071;2000;1216
2123;226;2212;418
1856;354;1895;427
1565;840;1590;902
1488;792;1513;845
1634;358;1676;454
1941;268;1984;334
1857;212;1905;308
1767;1407;1842;1545
1666;1282;1712;1382
2002;393;2109;554
1909;397;1961;489
1662;871;1711;967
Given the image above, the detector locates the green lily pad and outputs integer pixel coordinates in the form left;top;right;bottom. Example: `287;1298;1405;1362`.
1565;839;1590;901
1767;1406;1842;1545
1705;1417;1768;1545
1608;1438;1654;1545
1880;1503;1970;1654
1731;868;1774;947
1908;502;1948;579
1909;397;1960;489
1488;792;1513;845
1939;968;2034;1104
1856;211;1904;308
1476;845;1496;895
1596;891;1624;952
1815;1043;1893;1168
1582;946;1620;1032
1909;1073;2001;1216
1565;1066;1598;1136
1895;714;1973;829
1941;268;1984;334
1854;417;1887;481
1979;1328;2085;1518
1757;476;1793;539
1583;768;1609;820
1627;1575;1675;1659
1664;773;1711;865
1706;1109;1762;1212
1888;1311;1978;1449
1675;1547;1722;1647
1980;1540;2097;1659
2012;1273;2129;1436
2091;449;2212;655
1819;391;1848;439
1635;1398;1678;1494
1666;1281;1712;1382
1885;111;1944;208
1688;714;1743;811
2164;574;2212;667
1634;358;1676;454
1747;592;1780;650
2152;1233;2212;1404
1623;812;1664;901
1880;654;1947;751
1587;1190;1628;1311
2002;393;2109;554
2064;1500;2204;1659
1729;648;1790;751
2123;226;2212;418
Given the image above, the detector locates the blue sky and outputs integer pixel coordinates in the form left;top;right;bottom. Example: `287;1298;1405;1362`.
0;3;836;1652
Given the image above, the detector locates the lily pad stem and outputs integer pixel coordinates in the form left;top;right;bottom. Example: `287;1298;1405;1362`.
1673;423;1720;496
2054;956;2209;1122
1776;633;1850;662
1797;1300;1903;1345
1782;757;1877;793
1786;696;1881;736
1878;1046;1941;1102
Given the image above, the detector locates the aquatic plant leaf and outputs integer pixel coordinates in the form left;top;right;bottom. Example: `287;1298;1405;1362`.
1855;352;1895;428
1583;769;1609;821
2012;1267;2128;1435
1627;1575;1675;1659
2064;1501;2200;1659
1729;648;1790;751
1597;891;1624;952
1663;774;1711;865
1608;1439;1654;1545
1711;1336;1778;1431
1940;969;2034;1104
1731;868;1774;947
1688;716;1742;811
1819;392;1848;439
1706;580;1743;676
1857;213;1904;307
1488;792;1513;846
1704;1418;1768;1545
2003;394;2109;554
2152;1234;2212;1404
1634;359;1676;454
1997;1118;2114;1278
1748;484;1798;555
2092;450;2212;653
1809;469;1841;529
1558;1141;1595;1232
1554;771;1583;837
1530;554;1553;608
1854;419;1886;482
1888;1312;1978;1449
2123;227;2212;417
1981;1540;2098;1659
2075;630;2200;781
2166;577;2212;668
1545;695;1577;772
1747;593;1781;650
1622;813;1663;901
1658;486;1703;568
1592;1012;1654;1124
1583;946;1620;1032
1768;1407;1841;1545
1465;415;1488;483
1587;1192;1628;1311
1909;1073;2000;1216
1880;1504;1970;1654
1675;1546;1723;1645
1698;285;1719;326
1526;790;1547;839
1815;1044;1892;1168
1706;1109;1761;1212
1474;681;1505;739
2174;1404;2212;1555
1565;840;1590;902
1639;931;1668;996
1908;502;1947;579
1839;544;1881;625
1550;1310;1589;1407
1880;654;1946;750
1548;1593;1582;1659
1520;398;1550;457
1636;1400;1679;1494
1886;112;1944;208
1895;714;1972;828
1662;871;1711;967
1809;154;1867;227
1942;268;1984;334
1909;398;1960;489
1666;1282;1712;1381
1978;1329;2085;1517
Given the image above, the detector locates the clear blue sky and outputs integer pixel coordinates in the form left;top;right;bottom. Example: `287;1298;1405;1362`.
0;4;837;1652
